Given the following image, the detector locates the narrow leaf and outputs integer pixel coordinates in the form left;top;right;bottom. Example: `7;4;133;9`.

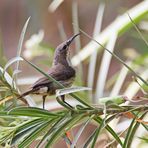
18;119;51;148
56;87;91;97
16;17;30;72
95;117;123;147
45;115;83;147
71;118;91;148
3;57;23;75
8;107;60;117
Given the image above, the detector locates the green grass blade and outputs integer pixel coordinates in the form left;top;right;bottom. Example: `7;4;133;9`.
15;17;30;75
123;112;147;148
122;114;137;148
3;57;23;75
91;118;106;148
56;87;91;97
12;118;45;145
94;117;123;147
90;114;117;148
71;118;91;148
8;107;60;118
18;119;52;148
45;115;84;147
36;116;68;147
138;137;148;143
83;128;97;148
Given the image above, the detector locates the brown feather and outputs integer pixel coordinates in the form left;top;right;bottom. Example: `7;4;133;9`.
32;63;75;89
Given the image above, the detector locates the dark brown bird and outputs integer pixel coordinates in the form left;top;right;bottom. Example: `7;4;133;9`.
20;33;80;109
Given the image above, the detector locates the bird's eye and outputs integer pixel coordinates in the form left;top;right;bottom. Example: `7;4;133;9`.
63;45;67;49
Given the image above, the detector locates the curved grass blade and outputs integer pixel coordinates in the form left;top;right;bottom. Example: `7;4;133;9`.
95;31;117;98
15;17;30;75
3;57;23;75
0;66;14;87
82;128;97;148
71;118;91;148
56;87;91;97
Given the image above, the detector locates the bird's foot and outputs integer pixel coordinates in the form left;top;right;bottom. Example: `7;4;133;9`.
56;96;74;111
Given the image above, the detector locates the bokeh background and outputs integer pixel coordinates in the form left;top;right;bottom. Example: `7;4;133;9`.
0;0;148;147
0;0;146;57
1;0;147;82
0;0;147;106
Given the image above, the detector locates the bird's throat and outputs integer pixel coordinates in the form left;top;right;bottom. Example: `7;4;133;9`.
53;52;71;66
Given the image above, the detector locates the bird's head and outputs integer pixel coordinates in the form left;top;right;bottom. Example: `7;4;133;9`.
53;33;80;65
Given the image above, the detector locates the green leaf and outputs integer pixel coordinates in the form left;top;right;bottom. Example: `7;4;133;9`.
0;66;13;87
91;118;106;148
71;118;91;148
8;107;61;118
0;127;15;145
15;17;30;75
94;117;123;147
56;86;91;97
12;118;45;145
45;115;84;147
36;116;67;148
122;114;137;148
18;119;52;148
83;115;117;147
3;57;23;75
98;95;126;105
123;112;147;148
138;137;148;143
127;13;148;47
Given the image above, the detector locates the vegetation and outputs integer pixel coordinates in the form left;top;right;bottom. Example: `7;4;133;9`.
0;1;148;147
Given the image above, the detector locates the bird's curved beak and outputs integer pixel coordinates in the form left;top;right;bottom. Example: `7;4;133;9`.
66;33;80;46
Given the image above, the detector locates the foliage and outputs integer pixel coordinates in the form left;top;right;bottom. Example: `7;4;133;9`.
0;1;148;148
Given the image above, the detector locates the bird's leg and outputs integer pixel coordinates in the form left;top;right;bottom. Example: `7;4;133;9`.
42;95;47;109
56;95;73;110
61;95;73;109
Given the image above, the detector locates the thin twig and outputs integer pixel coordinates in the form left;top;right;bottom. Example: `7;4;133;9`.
75;27;148;86
127;13;148;47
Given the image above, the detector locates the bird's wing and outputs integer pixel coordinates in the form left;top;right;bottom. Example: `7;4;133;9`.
32;64;75;89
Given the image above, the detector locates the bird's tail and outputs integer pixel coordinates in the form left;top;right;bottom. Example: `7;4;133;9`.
17;89;38;105
18;88;37;99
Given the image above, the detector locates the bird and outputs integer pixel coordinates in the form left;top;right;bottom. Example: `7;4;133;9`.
19;33;80;109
